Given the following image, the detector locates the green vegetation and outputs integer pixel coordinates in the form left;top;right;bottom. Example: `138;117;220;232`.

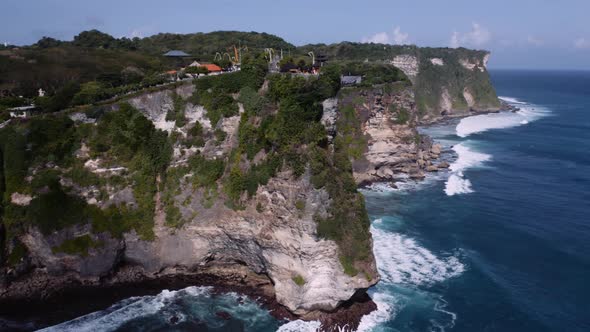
7;241;28;266
0;103;172;242
294;42;499;114
52;234;103;257
334;105;367;159
188;154;225;188
88;103;172;239
339;61;408;86
339;255;359;277
292;274;306;286
165;91;188;127
391;105;410;125
295;200;306;211
190;55;268;126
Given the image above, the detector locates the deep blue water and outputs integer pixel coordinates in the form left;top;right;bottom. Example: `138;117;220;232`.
41;70;590;332
360;70;590;332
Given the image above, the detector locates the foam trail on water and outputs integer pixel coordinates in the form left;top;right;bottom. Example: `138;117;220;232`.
498;96;527;104
370;226;465;285
444;143;490;196
456;97;549;138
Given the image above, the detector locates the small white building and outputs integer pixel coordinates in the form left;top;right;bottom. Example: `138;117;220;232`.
9;105;38;118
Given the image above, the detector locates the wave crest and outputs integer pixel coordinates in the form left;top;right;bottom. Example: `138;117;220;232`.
370;226;465;286
444;143;490;196
456;97;548;138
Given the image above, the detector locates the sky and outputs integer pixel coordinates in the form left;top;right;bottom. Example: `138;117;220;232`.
2;0;590;69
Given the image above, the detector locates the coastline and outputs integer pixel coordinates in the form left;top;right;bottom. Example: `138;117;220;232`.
0;264;376;331
0;103;509;332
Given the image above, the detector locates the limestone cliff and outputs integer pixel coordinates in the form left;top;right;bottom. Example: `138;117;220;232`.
297;42;501;122
324;83;448;185
0;82;377;328
391;48;501;122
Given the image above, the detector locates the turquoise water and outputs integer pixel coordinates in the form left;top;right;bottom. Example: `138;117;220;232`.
41;70;590;331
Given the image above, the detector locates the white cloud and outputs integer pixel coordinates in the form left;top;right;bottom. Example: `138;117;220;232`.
574;38;590;49
449;22;491;48
362;31;390;44
362;26;409;45
450;31;460;48
392;27;409;45
527;35;544;46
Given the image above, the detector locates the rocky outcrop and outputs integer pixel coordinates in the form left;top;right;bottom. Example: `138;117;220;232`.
321;98;338;143
459;58;486;72
391;55;419;81
337;84;443;184
430;58;444;66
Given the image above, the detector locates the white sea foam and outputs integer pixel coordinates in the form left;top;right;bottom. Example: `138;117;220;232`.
357;292;399;332
39;287;212;332
444;143;490;196
277;320;322;332
363;182;399;193
370;226;465;286
456;97;548;138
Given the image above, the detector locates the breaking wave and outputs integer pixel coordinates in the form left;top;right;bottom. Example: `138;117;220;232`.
357;292;399;332
370;226;465;286
444;143;491;196
39;287;211;332
456;97;549;138
277;320;322;332
40;286;281;332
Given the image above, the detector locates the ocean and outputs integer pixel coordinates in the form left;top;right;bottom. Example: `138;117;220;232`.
39;70;590;332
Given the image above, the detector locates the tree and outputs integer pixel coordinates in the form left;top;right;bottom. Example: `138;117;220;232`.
73;30;116;48
35;37;62;48
72;81;105;105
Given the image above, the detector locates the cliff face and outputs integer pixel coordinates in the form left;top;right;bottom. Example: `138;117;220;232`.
0;83;377;324
297;42;501;122
391;48;500;121
327;83;448;185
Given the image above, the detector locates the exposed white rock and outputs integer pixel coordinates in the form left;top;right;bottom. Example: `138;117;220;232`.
185;104;212;130
321;98;338;142
218;115;241;155
463;87;475;108
391;55;419;79
11;192;33;206
459;59;477;70
69;112;96;124
460;58;485;72
430;58;444;66
128;89;176;132
483;54;490;68
440;88;452;113
84;158;127;174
